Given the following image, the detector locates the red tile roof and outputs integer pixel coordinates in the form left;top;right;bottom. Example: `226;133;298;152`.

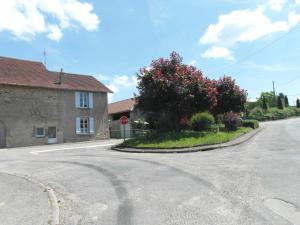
108;98;137;115
0;56;112;93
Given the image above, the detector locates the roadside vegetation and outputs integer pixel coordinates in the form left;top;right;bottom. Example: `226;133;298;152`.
121;52;260;149
246;91;300;121
124;127;252;149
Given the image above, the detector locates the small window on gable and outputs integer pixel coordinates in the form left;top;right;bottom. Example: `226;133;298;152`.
35;127;45;137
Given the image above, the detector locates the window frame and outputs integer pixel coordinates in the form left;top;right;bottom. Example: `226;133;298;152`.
35;127;45;138
79;92;89;109
80;117;89;134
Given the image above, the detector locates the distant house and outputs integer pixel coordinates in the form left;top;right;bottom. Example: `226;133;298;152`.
108;98;144;138
0;56;112;148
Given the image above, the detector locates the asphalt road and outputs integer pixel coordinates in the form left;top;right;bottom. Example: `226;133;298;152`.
0;118;300;225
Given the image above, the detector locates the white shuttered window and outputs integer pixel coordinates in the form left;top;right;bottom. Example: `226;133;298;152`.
75;92;93;109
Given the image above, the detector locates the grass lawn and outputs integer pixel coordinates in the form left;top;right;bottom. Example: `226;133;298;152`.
123;127;252;149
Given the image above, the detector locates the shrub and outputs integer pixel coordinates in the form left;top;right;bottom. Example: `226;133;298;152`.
223;111;240;131
189;112;215;131
268;108;286;120
242;120;259;129
132;118;147;130
249;108;265;121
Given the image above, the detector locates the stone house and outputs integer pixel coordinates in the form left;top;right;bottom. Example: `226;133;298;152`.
0;56;112;148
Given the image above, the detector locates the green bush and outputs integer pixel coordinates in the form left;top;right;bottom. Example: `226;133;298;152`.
249;108;265;121
268;108;287;120
248;106;300;121
242;120;259;129
189;112;215;131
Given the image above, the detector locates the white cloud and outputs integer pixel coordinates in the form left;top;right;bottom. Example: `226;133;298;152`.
47;25;63;41
188;60;197;66
111;75;137;88
200;5;300;60
95;74;137;103
94;74;112;81
268;0;287;11
201;6;300;47
0;0;99;41
201;46;235;61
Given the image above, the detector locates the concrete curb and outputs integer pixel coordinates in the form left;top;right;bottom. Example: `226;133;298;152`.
111;128;263;154
0;172;60;225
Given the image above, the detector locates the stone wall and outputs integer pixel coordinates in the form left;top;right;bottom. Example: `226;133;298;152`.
0;85;109;148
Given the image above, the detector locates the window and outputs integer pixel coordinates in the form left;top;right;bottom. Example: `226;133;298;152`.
80;118;89;134
76;117;94;135
75;92;93;109
35;127;45;137
80;92;89;108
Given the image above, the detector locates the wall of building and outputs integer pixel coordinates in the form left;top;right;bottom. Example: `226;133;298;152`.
58;90;109;142
0;85;109;148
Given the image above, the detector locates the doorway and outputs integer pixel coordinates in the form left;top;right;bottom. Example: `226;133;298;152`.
47;127;57;144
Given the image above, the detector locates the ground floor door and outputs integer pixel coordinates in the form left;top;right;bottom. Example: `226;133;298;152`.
0;122;6;148
48;127;57;144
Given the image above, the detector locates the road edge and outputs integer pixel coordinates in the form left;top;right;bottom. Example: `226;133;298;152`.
111;127;263;154
0;173;60;225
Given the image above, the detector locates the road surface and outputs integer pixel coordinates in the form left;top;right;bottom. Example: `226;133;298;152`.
0;118;300;225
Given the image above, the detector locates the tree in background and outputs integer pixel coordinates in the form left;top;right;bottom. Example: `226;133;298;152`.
213;76;247;115
262;96;268;111
296;99;300;108
284;95;289;107
258;92;277;108
136;52;217;131
277;95;284;110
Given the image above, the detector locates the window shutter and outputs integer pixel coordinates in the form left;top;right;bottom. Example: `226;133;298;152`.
75;92;80;108
89;92;93;109
76;117;81;134
89;117;94;134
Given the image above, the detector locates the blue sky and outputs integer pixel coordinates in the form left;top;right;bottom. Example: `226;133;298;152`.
1;0;300;104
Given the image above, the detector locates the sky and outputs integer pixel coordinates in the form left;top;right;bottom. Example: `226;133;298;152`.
1;0;300;104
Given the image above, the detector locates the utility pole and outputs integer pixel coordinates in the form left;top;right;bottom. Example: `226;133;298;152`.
272;81;276;96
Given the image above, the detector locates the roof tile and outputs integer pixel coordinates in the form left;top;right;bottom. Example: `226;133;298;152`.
0;56;112;93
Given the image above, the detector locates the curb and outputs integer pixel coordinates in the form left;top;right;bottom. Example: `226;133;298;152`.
111;128;263;154
0;172;60;225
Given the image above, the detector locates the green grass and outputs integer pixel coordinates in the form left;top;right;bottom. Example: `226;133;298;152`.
123;127;252;149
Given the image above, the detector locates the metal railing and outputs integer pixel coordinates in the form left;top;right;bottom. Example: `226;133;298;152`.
109;129;152;139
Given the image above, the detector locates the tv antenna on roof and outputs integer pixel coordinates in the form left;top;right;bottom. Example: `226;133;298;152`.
43;49;47;67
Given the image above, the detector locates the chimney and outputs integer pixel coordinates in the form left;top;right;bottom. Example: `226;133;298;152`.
58;68;63;84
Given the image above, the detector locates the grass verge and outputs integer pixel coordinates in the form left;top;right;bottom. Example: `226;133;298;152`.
123;127;252;149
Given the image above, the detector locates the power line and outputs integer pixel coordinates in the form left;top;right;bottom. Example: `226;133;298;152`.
275;74;300;86
206;25;300;75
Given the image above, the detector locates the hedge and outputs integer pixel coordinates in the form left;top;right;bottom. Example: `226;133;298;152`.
242;120;259;129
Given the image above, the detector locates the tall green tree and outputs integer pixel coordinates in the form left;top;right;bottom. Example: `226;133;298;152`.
277;95;284;110
297;99;300;108
258;91;277;107
284;95;289;107
262;96;268;111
